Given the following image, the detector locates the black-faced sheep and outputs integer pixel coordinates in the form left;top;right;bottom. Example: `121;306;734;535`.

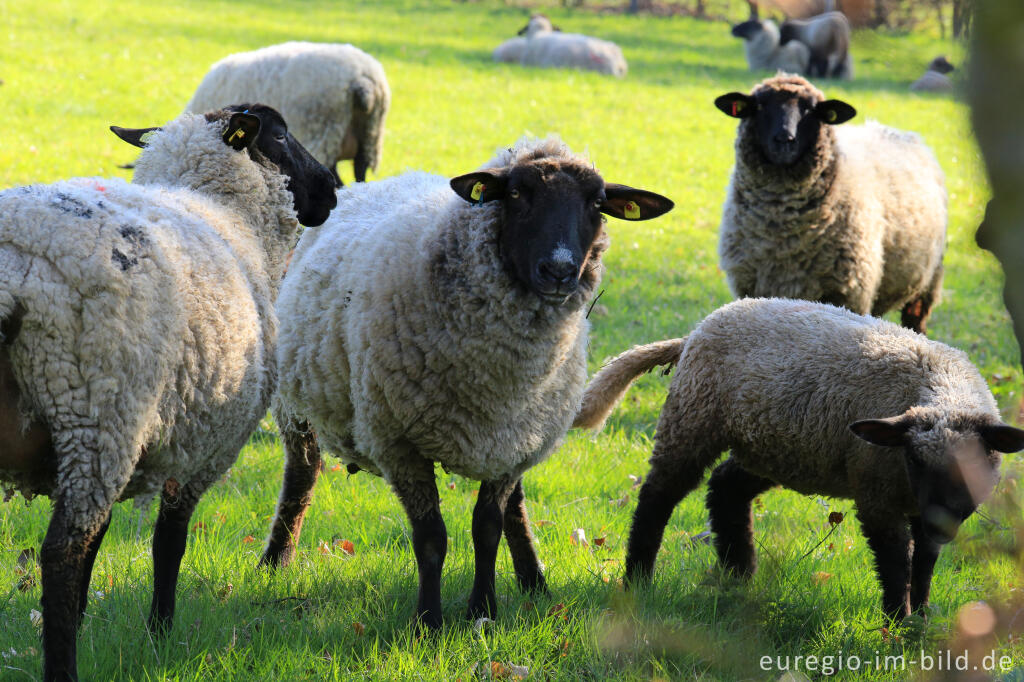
715;74;947;334
779;11;853;79
573;298;1024;621
493;14;628;77
0;105;336;681
911;56;955;93
731;19;811;75
259;136;674;629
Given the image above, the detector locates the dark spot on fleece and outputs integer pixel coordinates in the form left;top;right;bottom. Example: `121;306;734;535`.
119;224;149;248
111;248;138;271
51;192;92;219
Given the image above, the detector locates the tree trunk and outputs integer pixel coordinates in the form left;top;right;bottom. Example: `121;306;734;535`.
953;0;974;39
628;0;639;13
745;0;758;19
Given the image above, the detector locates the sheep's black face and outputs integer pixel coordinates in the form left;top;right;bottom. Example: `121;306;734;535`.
221;104;337;227
929;56;955;74
714;89;856;167
450;162;673;304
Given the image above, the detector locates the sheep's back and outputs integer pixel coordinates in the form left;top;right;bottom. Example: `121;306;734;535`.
522;33;627;76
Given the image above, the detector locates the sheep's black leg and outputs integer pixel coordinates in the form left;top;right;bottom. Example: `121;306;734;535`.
77;510;111;618
330;164;343;188
260;419;321;568
909;517;942;614
353;149;369;183
467;478;516;620
859;512;912;620
148;485;199;635
391;457;447;629
502;478;547;594
706;457;774;578
901;265;943;335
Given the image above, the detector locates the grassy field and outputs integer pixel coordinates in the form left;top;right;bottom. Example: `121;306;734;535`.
2;0;1022;679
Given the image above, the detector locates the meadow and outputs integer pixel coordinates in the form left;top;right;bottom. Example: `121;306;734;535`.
1;0;1022;679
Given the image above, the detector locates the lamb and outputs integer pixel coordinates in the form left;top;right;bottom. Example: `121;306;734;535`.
259;136;674;628
0;104;336;681
573;298;1024;621
493;14;628;77
731;19;811;75
187;42;390;187
715;74;947;334
911;55;955;93
779;11;853;79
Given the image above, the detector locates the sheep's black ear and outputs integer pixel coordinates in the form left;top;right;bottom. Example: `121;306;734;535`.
815;100;857;125
516;23;529;36
849;417;911;447
979;423;1024;453
601;184;675;221
715;93;756;118
223;112;261;151
110;126;161;149
450;170;507;204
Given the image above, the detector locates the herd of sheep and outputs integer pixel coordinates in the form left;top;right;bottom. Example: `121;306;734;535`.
0;9;1012;681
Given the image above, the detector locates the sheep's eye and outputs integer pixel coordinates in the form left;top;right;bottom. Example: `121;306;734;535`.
593;199;602;209
274;133;287;143
509;189;520;199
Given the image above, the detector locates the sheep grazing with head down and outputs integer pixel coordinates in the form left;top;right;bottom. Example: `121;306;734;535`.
715;74;947;334
779;11;853;79
0;105;336;681
731;19;811;75
573;298;1024;621
493;14;628;78
260;136;674;629
911;56;955;93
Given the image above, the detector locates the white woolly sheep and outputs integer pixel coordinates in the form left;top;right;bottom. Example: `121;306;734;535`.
259;136;673;628
187;41;390;186
779;11;853;79
493;14;628;78
911;55;955;93
0;105;336;681
573;298;1024;620
714;74;947;334
731;19;811;75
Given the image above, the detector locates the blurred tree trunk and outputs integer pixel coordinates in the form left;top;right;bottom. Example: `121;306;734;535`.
745;0;758;19
695;0;707;18
628;0;639;13
953;0;974;39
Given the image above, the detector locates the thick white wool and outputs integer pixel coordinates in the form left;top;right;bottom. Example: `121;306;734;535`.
493;20;627;77
742;20;811;74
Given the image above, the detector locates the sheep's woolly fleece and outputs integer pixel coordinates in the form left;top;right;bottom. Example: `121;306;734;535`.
187;41;390;175
493;16;627;77
741;20;810;74
719;74;946;316
275;137;607;511
0;113;297;513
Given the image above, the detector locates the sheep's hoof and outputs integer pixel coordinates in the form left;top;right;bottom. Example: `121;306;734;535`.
257;544;293;569
414;611;443;632
466;593;498;621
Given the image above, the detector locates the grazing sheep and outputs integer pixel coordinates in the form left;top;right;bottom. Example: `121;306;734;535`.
260;136;674;628
187;42;390;186
493;13;628;77
573;298;1024;620
0;104;336;681
731;19;811;75
779;11;853;79
911;56;955;93
715;74;947;334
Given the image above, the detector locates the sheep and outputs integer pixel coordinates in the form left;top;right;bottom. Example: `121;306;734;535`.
493;14;628;78
573;297;1024;621
187;42;390;187
911;55;955;93
730;19;811;75
779;11;853;79
259;136;674;628
715;74;947;334
0;104;336;681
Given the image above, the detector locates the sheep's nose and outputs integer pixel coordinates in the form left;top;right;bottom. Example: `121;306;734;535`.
537;260;577;287
774;131;796;144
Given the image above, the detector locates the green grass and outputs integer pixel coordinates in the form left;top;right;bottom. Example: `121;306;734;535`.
1;1;1022;679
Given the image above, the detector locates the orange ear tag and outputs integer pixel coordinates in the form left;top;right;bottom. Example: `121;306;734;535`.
470;182;485;201
624;201;640;219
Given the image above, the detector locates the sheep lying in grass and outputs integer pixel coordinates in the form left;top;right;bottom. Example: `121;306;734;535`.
731;19;811;75
187;42;390;187
493;14;628;77
260;136;673;628
574;298;1024;621
911;56;955;93
0;105;336;681
715;74;947;334
779;11;853;79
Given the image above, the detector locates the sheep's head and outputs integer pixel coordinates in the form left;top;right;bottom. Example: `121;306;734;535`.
517;13;558;37
928;55;955;74
450;152;673;305
112;104;337;227
850;412;1024;544
730;19;768;41
715;75;856;167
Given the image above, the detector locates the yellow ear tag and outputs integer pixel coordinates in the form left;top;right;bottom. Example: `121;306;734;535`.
825;109;837;123
139;131;157;145
470;182;485;201
228;128;246;143
624;201;640;219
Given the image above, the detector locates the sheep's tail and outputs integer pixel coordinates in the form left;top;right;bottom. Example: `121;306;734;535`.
573;337;686;431
350;75;389;175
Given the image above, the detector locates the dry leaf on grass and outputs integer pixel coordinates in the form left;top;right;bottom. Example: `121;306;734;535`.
242;535;256;544
812;571;833;585
352;622;365;636
828;511;844;526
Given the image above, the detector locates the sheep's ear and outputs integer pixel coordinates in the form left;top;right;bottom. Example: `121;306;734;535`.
849;417;911;447
450;170;508;204
601;184;675;221
110;126;161;149
223;112;261;151
814;100;857;125
516;23;529;36
979;423;1024;453
715;93;756;118
551;23;562;31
